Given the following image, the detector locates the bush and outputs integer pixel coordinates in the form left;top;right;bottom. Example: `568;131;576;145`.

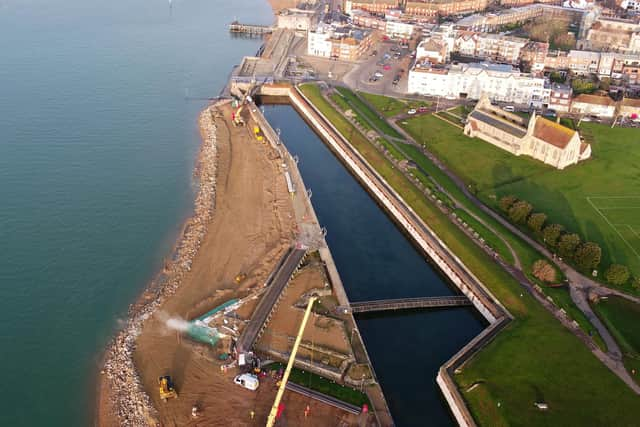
572;78;596;95
573;242;602;271
499;195;518;213
558;233;581;259
543;224;564;248
632;276;640;291
527;213;547;234
508;200;533;224
550;71;565;84
605;264;631;285
532;259;557;283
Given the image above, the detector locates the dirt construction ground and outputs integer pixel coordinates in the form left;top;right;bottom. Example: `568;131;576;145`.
125;104;358;426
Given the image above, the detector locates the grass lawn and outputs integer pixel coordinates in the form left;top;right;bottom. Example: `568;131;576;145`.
299;83;640;426
453;209;515;265
358;91;431;118
334;87;403;139
593;296;640;383
400;115;640;279
264;362;370;407
358;92;408;117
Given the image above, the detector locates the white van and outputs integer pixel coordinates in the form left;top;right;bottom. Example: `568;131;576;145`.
234;373;259;391
503;105;515;112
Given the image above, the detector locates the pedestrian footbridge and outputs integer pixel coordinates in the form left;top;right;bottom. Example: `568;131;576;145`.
338;296;471;314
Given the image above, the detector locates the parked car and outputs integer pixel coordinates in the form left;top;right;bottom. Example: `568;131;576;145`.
383;65;391;71
418;106;428;113
374;71;384;78
407;109;417;115
234;374;259;391
503;105;515;112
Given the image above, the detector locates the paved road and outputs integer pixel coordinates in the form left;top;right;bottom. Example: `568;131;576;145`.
236;247;306;354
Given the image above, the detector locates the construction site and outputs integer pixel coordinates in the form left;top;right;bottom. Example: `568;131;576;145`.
96;77;393;426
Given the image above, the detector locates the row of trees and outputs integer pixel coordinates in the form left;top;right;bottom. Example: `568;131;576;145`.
499;196;636;286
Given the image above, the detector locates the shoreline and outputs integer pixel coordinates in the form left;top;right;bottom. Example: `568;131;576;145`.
96;104;221;426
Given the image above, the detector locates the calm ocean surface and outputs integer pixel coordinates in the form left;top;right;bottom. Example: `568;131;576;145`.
0;0;485;425
0;0;270;424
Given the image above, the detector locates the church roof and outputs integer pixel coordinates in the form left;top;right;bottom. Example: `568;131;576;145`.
469;110;527;138
532;117;576;149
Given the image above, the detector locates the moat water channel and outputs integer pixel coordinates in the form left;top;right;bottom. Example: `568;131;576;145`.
262;104;487;426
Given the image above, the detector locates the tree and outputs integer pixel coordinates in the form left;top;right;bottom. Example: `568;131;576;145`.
550;71;565;84
573;242;602;271
508;200;533;224
598;77;611;92
632;276;640;291
605;264;631;285
532;259;557;283
499;195;518;213
558;233;581;259
572;78;596;95
543;224;564;247
527;213;547;234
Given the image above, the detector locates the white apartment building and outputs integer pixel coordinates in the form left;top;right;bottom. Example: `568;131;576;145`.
452;33;526;64
385;19;415;38
307;26;333;57
408;62;549;107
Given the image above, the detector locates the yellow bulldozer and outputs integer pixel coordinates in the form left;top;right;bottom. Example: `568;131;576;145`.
158;375;178;402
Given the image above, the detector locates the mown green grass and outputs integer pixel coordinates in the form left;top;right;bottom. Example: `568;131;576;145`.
299;83;640;426
264;362;370;407
335;87;403;138
358;91;431;118
593;296;640;383
401;115;640;278
358;92;408;117
454;209;514;265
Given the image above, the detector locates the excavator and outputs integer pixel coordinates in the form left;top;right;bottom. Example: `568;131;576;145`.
158;375;178;402
231;81;256;127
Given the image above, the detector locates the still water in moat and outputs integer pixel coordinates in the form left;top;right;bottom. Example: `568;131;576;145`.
263;104;486;426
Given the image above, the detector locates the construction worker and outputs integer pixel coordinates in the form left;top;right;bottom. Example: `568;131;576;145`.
304;405;310;418
250;410;255;420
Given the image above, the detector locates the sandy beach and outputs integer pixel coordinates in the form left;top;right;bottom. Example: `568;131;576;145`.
96;99;361;426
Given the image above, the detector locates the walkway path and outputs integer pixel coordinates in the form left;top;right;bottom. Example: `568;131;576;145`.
327;85;522;270
382;108;640;393
319;84;640;393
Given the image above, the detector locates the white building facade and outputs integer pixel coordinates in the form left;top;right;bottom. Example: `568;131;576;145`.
408;62;549;106
307;29;333;57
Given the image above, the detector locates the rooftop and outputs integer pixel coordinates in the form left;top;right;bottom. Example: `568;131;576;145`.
469;110;528;138
533;118;576;149
573;94;616;106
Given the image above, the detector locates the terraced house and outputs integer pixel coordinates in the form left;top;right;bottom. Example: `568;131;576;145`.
464;96;591;169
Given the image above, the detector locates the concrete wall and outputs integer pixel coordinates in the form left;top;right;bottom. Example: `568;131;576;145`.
290;85;500;323
281;83;514;427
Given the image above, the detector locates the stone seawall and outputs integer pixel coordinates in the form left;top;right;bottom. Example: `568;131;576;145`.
98;101;225;426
